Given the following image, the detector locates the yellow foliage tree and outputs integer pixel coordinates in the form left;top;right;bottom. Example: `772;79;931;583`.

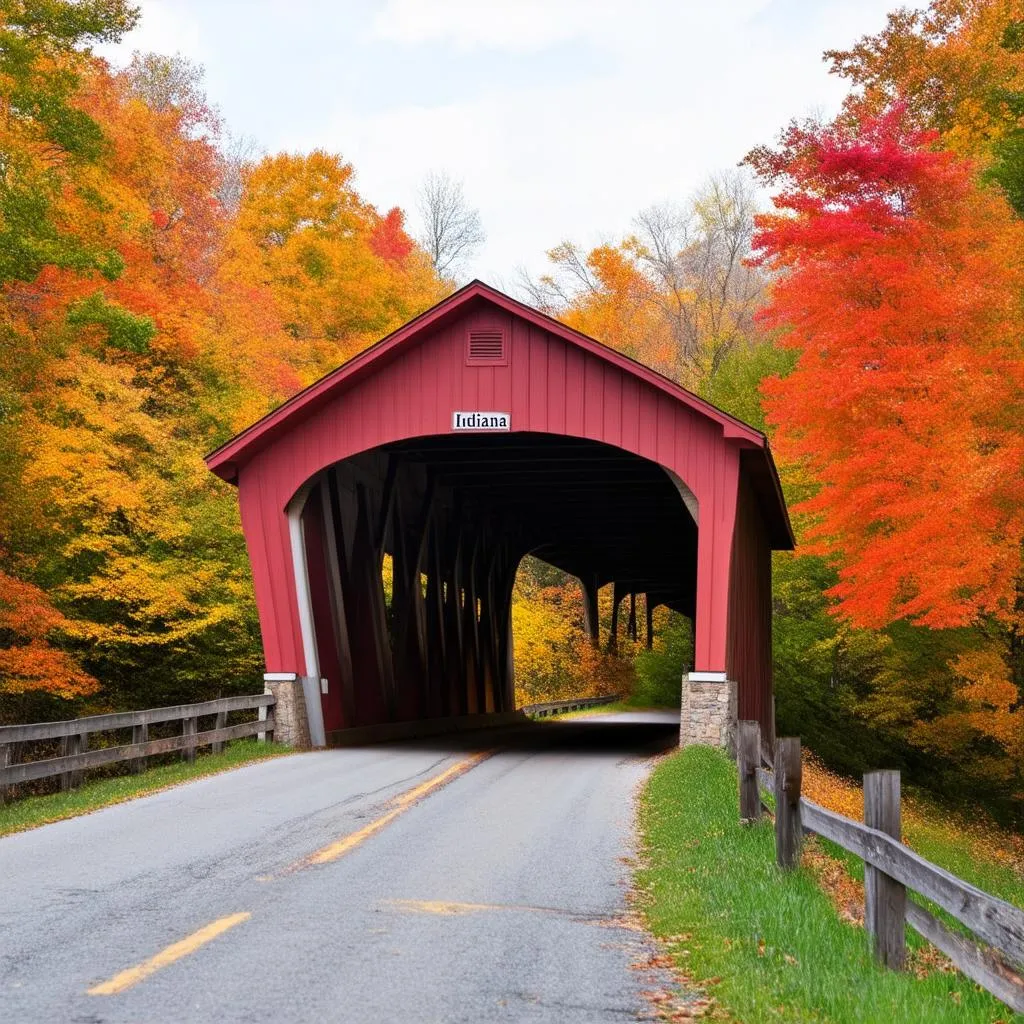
221;151;445;382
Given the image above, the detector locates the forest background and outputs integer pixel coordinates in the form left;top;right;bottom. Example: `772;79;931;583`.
0;0;1021;824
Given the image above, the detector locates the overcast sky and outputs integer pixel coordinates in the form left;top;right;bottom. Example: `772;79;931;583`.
101;0;915;284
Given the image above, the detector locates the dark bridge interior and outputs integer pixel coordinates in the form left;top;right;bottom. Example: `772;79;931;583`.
386;434;697;615
387;711;682;760
302;433;697;736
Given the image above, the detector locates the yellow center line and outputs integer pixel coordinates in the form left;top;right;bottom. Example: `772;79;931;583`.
87;754;487;996
87;912;251;996
294;752;489;871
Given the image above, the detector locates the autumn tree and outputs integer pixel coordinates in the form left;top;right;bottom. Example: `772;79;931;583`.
525;172;767;390
749;105;1024;631
0;1;151;707
0;47;271;709
0;0;138;283
511;558;635;705
0;570;98;700
730;4;1024;812
826;0;1024;210
223;151;444;379
523;239;672;374
0;18;453;717
986;19;1024;213
749;105;1024;806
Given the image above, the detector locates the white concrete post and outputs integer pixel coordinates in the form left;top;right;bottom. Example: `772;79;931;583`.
286;483;328;748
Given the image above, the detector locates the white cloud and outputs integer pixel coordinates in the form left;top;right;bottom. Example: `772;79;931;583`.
370;0;605;51
309;0;903;281
369;0;776;54
94;0;922;283
97;0;205;65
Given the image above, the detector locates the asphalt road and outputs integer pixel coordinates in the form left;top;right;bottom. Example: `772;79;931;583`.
0;710;684;1023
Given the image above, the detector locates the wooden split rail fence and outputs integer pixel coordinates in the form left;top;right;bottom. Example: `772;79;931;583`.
736;720;1024;1013
522;695;620;718
0;694;276;803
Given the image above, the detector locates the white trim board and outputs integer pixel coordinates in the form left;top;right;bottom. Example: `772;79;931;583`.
286;484;328;748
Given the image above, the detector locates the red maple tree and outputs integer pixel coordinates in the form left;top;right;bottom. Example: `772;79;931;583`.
748;105;1024;629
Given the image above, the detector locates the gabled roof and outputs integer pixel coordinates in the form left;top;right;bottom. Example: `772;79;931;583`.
205;281;793;546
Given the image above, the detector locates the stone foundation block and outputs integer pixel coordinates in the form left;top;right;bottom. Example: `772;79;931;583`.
264;676;312;749
680;674;737;754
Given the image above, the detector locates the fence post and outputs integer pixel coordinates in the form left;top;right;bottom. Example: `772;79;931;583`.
131;722;148;774
737;720;761;822
0;742;10;805
182;715;197;763
61;732;87;791
212;711;227;754
774;737;802;869
864;770;906;970
73;730;88;788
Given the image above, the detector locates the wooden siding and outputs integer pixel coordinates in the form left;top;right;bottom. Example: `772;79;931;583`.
727;467;774;740
238;306;745;677
212;286;793;734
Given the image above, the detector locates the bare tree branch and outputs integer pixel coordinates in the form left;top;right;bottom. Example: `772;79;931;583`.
531;169;766;387
631;169;765;380
415;171;485;278
216;134;262;215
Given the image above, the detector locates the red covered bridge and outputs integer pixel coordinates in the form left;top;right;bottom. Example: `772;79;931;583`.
206;282;793;747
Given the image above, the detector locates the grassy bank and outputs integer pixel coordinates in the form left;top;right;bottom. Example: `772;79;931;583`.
636;746;1022;1023
800;755;1024;915
0;740;292;838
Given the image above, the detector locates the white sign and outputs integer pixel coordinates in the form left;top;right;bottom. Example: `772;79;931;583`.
452;411;511;431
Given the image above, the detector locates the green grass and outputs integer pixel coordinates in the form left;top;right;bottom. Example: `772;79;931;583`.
637;746;1023;1023
0;740;292;837
898;803;1024;913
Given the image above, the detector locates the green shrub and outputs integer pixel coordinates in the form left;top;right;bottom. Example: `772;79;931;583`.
632;611;691;707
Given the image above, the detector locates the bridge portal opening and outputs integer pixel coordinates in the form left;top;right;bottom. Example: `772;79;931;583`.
292;433;697;741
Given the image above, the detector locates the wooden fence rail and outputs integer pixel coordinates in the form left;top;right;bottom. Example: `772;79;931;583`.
0;694;276;802
737;720;1024;1013
521;695;620;718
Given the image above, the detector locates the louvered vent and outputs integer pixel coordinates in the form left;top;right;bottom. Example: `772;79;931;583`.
466;328;506;364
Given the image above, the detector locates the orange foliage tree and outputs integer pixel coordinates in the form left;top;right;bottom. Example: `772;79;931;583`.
0;15;447;712
221;151;444;381
748;105;1024;632
826;0;1024;159
0;569;98;698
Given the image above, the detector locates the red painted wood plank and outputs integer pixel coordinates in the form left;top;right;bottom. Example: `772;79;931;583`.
563;344;585;435
528;326;548;433
603;365;622;447
546;334;567;435
583;356;603;440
